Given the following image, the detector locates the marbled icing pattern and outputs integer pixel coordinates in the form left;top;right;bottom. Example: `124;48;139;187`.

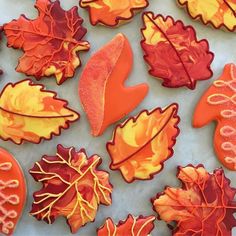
30;145;113;233
97;215;155;236
0;80;79;144
79;0;149;27
141;12;214;89
3;0;90;84
152;165;236;236
107;104;180;183
178;0;236;31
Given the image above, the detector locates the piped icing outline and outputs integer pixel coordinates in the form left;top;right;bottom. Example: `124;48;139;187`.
3;0;90;85
177;0;236;31
207;64;236;169
0;148;26;235
140;12;214;90
97;214;156;236
107;103;180;183
79;0;149;27
0;79;80;145
29;144;113;233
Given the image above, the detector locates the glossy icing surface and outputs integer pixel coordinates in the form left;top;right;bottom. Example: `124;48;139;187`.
79;0;149;27
97;215;155;236
3;0;90;84
79;33;148;136
0;148;26;235
152;165;236;235
107;104;180;183
0;80;79;144
193;64;236;170
30;145;113;233
141;12;214;89
178;0;236;31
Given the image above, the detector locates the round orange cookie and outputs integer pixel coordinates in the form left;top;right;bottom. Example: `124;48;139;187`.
0;148;26;235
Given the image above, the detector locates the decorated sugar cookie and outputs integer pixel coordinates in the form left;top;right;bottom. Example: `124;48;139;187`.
0;80;79;144
177;0;236;31
30;145;113;233
3;0;90;85
97;215;155;236
79;33;148;136
152;164;236;235
141;12;214;89
0;148;26;235
79;0;149;27
193;64;236;171
107;103;180;183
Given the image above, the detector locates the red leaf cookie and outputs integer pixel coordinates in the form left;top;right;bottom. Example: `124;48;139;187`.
3;0;90;85
0;148;26;235
30;145;113;233
97;215;155;236
177;0;236;31
152;164;236;236
193;63;236;171
0;80;79;144
79;0;149;27
107;104;180;183
141;12;214;89
79;33;148;136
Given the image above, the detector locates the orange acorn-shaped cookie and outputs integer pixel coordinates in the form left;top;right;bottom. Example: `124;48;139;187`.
0;148;26;235
193;63;236;171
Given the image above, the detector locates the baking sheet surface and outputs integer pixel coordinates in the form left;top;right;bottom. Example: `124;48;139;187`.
0;0;235;235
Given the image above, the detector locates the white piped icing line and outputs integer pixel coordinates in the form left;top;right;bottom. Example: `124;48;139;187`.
207;64;236;169
0;162;19;234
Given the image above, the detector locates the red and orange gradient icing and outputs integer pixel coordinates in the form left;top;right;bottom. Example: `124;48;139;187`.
97;215;155;236
152;165;236;235
107;104;180;183
3;0;90;84
141;12;214;89
79;0;149;27
30;145;113;233
79;34;148;136
0;148;26;235
193;63;236;171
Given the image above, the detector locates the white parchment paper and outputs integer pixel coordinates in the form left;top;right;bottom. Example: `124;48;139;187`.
0;0;235;235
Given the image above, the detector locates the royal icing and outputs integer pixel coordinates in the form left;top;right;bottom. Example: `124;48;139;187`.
207;65;236;169
0;148;26;235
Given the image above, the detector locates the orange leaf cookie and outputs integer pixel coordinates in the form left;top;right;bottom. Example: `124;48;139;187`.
79;33;148;136
0;148;26;235
152;164;236;236
193;64;236;171
0;80;79;144
107;104;180;183
97;215;155;236
30;144;113;233
177;0;236;31
141;12;214;89
3;0;90;85
79;0;149;27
